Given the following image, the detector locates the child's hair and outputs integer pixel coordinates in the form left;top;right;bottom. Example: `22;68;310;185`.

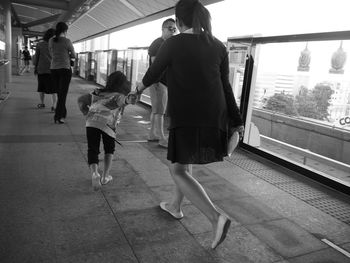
104;71;131;95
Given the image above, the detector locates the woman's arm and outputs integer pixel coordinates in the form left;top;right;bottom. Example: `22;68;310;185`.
67;39;76;58
140;39;172;92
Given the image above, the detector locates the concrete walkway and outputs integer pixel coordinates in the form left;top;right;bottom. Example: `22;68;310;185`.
1;72;350;263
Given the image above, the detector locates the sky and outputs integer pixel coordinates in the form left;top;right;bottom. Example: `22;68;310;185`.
74;0;350;52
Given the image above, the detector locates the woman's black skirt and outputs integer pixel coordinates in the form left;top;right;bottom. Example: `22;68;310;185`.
37;74;57;94
167;127;228;164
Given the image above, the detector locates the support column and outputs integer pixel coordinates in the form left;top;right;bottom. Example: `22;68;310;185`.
4;0;12;82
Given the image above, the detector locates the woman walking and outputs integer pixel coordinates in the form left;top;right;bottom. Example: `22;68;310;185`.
49;22;75;124
135;0;244;249
33;28;57;110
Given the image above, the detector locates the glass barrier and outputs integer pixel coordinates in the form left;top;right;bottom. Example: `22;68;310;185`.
78;53;87;79
107;49;118;76
95;50;108;86
228;32;350;186
128;48;150;104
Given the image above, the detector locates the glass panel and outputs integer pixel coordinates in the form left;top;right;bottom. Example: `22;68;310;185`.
78;53;86;79
128;49;150;104
95;51;108;86
227;41;251;107
246;40;350;184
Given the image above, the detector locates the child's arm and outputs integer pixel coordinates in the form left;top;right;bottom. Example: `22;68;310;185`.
104;93;136;110
77;93;92;115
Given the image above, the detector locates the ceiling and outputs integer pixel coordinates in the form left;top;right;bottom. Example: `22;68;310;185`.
11;0;222;43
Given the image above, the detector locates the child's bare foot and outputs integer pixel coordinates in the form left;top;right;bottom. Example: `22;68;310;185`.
101;175;113;185
92;172;101;191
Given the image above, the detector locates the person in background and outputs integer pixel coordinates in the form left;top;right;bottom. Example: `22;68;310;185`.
134;0;244;249
147;18;177;148
20;46;31;74
49;22;75;124
77;71;137;190
33;28;57;110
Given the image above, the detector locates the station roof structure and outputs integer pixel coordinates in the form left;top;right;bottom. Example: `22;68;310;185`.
10;0;222;43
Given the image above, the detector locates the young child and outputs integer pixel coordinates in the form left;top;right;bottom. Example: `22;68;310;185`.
78;71;136;190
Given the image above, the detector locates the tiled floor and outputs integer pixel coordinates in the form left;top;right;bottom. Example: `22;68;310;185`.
1;72;350;262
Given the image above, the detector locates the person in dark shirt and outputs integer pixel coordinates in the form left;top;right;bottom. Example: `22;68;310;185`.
147;18;176;148
33;28;56;110
134;0;244;249
20;46;31;74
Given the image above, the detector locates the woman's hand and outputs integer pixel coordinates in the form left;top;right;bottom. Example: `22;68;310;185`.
125;92;139;105
135;81;146;95
232;125;245;140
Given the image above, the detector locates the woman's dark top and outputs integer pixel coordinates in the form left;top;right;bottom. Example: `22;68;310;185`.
142;33;243;131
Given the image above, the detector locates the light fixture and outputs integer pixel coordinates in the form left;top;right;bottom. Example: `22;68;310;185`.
119;0;144;17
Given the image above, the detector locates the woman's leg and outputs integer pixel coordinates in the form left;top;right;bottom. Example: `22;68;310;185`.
51;70;61;120
166;165;192;213
53;69;71;120
169;163;231;248
51;93;57;110
59;69;72;119
169;163;219;224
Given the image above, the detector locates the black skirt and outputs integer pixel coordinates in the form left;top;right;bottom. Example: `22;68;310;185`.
167;127;228;164
37;74;57;94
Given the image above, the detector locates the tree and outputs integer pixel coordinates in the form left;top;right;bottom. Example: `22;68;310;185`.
312;83;334;121
264;93;298;116
295;86;320;119
295;83;334;121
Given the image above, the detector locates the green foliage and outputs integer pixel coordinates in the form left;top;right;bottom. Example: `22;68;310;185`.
295;83;334;120
265;83;334;120
264;93;298;116
295;86;320;119
312;83;334;120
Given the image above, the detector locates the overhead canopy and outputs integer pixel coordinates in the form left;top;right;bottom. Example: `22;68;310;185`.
10;0;223;42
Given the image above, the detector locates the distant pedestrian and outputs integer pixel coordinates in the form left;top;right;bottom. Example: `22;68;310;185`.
49;22;75;124
134;0;244;249
33;28;57;110
20;46;31;74
78;71;137;190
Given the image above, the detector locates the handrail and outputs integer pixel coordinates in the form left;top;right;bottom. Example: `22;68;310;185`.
228;30;350;44
0;59;9;67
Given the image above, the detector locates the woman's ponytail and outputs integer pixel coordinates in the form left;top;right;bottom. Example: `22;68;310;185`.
175;0;213;42
53;22;68;42
192;2;213;42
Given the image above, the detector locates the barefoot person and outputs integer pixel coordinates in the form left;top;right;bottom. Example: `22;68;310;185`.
134;0;244;249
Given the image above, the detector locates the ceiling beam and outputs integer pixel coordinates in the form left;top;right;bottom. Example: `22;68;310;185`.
11;4;22;27
71;0;224;43
56;0;87;23
22;30;45;37
23;14;60;27
12;0;69;10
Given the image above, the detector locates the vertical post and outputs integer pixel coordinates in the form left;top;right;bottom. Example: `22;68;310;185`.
4;0;12;82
